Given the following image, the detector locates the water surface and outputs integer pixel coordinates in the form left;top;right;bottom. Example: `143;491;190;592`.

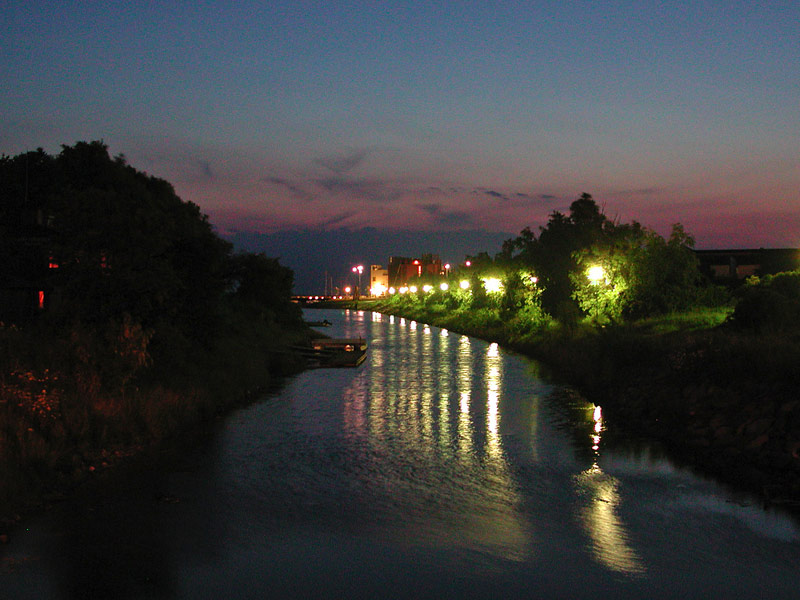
2;309;799;598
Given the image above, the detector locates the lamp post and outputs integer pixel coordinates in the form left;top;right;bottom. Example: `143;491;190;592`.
587;265;605;321
351;265;364;304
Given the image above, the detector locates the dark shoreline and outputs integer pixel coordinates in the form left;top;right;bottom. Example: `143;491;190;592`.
0;339;312;534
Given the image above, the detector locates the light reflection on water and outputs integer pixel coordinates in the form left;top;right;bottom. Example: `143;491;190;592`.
328;309;800;594
352;311;530;560
575;405;646;575
4;308;800;599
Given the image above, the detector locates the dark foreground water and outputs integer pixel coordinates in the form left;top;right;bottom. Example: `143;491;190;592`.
2;309;800;599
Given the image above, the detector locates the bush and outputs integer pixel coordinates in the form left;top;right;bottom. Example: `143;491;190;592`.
730;271;800;332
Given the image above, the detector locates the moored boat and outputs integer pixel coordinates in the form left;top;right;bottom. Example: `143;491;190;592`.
310;338;367;367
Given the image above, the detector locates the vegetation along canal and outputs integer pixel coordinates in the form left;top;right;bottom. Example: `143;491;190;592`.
2;308;800;598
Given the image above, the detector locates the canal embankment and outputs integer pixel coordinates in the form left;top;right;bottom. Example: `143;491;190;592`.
0;321;315;529
351;299;800;509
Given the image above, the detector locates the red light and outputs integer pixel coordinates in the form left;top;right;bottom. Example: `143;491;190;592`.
38;291;45;309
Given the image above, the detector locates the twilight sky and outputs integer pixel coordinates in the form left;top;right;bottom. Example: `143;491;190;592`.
3;1;799;291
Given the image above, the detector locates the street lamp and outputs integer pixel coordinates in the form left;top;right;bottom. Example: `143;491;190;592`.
351;265;364;299
587;265;605;321
587;265;605;284
444;263;451;278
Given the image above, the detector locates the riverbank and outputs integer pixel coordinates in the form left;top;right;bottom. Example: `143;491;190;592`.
0;322;315;530
340;299;800;510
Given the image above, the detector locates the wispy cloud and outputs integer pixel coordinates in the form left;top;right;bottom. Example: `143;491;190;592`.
261;175;314;202
314;149;369;174
313;175;406;203
416;203;478;228
320;211;357;228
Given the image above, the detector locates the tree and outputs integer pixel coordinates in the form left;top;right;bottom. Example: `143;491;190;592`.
1;141;305;373
572;223;703;320
503;193;612;318
228;252;301;325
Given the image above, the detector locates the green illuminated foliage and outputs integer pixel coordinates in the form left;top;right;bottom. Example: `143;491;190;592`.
572;223;703;321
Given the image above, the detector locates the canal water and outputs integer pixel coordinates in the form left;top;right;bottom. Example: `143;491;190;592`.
2;308;800;599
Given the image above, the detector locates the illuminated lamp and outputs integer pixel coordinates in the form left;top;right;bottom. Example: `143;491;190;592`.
440;282;449;291
587;266;605;284
482;277;502;293
459;280;470;290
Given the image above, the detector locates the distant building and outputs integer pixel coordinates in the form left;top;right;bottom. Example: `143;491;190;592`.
388;254;443;288
694;248;800;281
369;265;389;296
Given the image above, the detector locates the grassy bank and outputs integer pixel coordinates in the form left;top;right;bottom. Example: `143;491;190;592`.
0;319;313;525
361;297;800;508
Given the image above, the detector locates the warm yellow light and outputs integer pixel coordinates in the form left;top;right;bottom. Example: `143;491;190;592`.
440;282;449;291
344;286;352;293
371;283;387;296
409;285;418;293
399;286;408;294
588;265;605;283
482;277;502;293
388;287;396;294
465;260;471;267
422;284;433;293
459;280;470;289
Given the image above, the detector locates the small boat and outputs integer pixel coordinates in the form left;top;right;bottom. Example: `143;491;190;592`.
305;319;332;327
310;338;367;367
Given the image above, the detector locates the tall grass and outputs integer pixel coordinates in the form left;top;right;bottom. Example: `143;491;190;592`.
0;315;311;518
